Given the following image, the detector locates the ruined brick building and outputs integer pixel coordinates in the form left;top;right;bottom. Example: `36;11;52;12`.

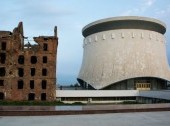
0;22;58;101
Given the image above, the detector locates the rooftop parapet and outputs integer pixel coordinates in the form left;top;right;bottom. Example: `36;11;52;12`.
82;16;166;37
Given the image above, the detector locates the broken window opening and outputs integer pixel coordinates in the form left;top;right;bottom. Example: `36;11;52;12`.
31;68;35;76
44;38;48;41
43;56;47;63
0;80;4;86
18;68;24;77
41;93;46;101
0;92;4;100
18;80;24;89
1;42;6;50
42;80;47;89
0;53;6;64
28;93;35;101
9;71;13;75
18;55;24;64
31;56;37;64
0;67;5;76
43;43;48;51
30;80;34;89
42;68;47;76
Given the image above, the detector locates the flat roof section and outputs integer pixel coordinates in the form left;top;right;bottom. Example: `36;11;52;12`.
82;16;166;37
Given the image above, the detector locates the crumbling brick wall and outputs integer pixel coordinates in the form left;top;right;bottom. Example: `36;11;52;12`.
0;22;58;101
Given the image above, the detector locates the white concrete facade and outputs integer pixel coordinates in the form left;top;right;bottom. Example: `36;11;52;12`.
78;16;170;89
56;90;170;100
56;90;139;97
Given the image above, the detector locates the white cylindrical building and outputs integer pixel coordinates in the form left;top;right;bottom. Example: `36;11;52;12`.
77;16;170;90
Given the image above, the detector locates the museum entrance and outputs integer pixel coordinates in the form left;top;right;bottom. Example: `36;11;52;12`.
135;78;151;90
136;83;151;90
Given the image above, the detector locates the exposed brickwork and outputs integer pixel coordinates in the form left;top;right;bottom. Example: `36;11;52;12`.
0;22;58;101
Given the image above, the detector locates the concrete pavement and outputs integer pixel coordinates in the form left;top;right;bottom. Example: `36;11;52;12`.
0;111;170;126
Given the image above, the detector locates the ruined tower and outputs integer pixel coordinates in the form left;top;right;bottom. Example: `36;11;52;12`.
0;22;58;101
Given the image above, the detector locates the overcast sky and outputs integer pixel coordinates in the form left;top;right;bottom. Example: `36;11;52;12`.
0;0;170;85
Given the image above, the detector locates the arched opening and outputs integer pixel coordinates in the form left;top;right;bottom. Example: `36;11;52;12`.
31;56;37;64
28;93;35;101
102;77;167;90
18;68;24;77
0;92;4;100
18;55;24;64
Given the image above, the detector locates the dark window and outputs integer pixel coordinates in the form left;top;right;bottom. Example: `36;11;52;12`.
31;68;35;76
31;56;37;64
43;43;48;51
1;42;6;50
42;69;47;76
42;80;47;89
43;56;47;63
28;93;35;101
18;68;24;77
30;80;34;89
18;55;24;64
0;80;4;86
0;67;5;76
41;93;46;101
44;38;48;41
9;71;13;75
0;53;6;64
18;80;24;89
0;92;4;100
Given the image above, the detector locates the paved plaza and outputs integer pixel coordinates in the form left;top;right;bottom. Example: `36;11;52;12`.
0;111;170;126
